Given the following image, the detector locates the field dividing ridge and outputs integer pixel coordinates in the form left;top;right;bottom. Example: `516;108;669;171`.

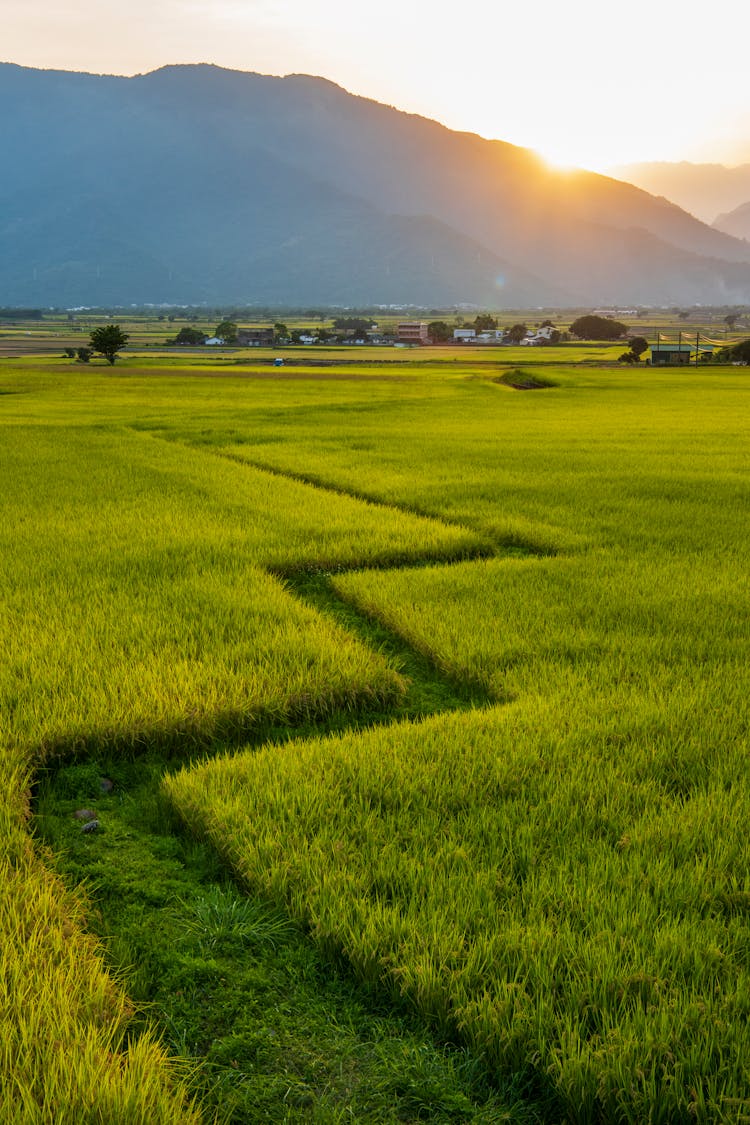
1;377;524;1122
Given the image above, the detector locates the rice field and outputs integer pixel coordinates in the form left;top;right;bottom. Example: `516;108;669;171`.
0;365;486;1121
2;356;749;1121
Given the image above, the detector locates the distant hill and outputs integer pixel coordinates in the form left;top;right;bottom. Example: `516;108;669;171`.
612;160;750;226
4;62;750;306
714;201;750;242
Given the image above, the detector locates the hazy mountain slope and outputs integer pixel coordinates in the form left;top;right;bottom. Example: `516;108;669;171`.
612;160;750;225
3;61;750;306
0;65;569;306
0;64;576;306
132;65;750;272
713;201;750;242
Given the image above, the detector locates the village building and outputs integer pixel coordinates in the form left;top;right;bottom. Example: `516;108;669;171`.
520;326;557;346
396;322;430;344
237;328;274;346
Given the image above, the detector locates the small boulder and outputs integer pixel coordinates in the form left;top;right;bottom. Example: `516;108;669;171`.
80;819;101;834
73;808;97;821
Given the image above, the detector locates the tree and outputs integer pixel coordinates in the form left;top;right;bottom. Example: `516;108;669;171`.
473;314;497;331
618;336;649;364
89;324;129;365
427;320;452;343
215;319;238;344
76;346;92;363
724;313;739;332
720;338;750;363
273;322;289;341
171;327;208;346
333;317;373;334
570;315;627;340
505;323;528;344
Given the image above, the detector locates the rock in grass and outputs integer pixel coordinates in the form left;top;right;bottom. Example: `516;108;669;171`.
99;777;114;793
73;808;97;821
80;819;101;833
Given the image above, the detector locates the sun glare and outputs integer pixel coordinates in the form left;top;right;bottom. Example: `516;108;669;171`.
533;143;615;176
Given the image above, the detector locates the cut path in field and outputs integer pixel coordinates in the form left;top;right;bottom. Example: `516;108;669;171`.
32;562;525;1124
152;434;560;561
21;425;538;1122
3;417;517;1123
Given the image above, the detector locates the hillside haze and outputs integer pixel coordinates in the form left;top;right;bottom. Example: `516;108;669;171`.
4;62;750;307
612;160;750;227
713;201;750;242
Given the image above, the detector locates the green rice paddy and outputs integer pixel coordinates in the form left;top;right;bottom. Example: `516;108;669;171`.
2;354;748;1121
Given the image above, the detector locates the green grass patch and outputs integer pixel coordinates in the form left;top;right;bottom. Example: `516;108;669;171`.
493;370;557;390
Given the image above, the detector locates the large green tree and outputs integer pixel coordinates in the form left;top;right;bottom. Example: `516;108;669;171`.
171;327;208;346
89;324;129;365
427;321;452;342
215;319;238;344
570;315;627;340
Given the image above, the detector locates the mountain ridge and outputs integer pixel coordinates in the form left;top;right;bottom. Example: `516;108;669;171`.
4;62;750;306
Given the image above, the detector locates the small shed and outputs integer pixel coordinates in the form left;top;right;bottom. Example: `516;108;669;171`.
650;344;694;366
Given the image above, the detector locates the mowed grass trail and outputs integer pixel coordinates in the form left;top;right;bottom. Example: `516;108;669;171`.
159;364;750;1121
0;368;485;1122
167;698;750;1123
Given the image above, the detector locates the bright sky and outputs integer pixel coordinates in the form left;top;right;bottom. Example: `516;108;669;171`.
3;0;749;171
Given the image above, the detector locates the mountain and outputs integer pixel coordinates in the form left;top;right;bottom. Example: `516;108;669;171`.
714;201;750;241
4;62;750;307
612;160;750;226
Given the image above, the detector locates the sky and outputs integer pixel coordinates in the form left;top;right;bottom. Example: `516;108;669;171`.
3;0;749;171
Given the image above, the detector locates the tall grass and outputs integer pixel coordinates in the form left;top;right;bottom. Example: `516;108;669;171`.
3;360;749;1119
178;366;749;555
165;691;750;1122
158;363;750;1120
